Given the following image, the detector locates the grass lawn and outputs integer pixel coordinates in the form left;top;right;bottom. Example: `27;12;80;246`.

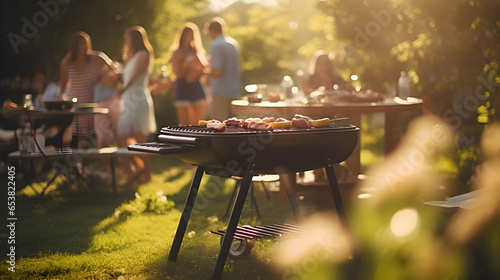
0;155;303;280
0;116;418;279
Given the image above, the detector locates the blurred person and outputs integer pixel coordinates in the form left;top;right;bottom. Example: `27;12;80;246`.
204;17;241;120
59;31;115;148
30;71;47;108
169;22;209;125
116;26;156;184
305;50;352;94
43;72;61;100
93;62;122;173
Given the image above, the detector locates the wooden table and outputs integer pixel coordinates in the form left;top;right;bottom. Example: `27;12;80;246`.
231;97;423;179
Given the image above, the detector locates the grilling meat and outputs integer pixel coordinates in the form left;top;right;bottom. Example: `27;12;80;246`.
207;121;227;131
224;117;242;126
248;121;273;131
198;119;219;126
291;118;311;129
241;118;261;128
294;114;314;126
199;114;332;131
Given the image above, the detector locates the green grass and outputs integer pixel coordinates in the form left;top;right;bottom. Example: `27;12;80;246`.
0;116;464;279
0;156;296;280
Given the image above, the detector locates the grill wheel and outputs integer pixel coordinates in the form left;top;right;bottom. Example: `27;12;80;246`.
220;236;254;258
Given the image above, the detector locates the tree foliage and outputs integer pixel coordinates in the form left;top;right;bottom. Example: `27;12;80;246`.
316;0;500;119
219;0;328;86
1;0;205;78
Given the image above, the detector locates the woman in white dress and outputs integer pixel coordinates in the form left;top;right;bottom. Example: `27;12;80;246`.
117;26;156;184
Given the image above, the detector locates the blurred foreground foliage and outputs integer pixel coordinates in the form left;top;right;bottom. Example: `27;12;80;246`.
275;117;500;280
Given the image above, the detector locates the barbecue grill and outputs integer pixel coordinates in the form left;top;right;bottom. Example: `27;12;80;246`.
129;123;359;279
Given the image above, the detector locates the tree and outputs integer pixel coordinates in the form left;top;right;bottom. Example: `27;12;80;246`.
219;0;328;88
316;0;500;121
1;0;205;78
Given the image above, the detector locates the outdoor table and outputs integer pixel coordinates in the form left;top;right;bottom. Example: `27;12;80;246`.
2;107;109;126
8;147;147;196
231;97;424;183
2;107;109;148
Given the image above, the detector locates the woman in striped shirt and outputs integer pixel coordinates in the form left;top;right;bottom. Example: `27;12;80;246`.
59;31;115;148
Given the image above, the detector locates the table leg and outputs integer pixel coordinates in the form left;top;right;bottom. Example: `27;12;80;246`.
385;112;400;155
280;173;304;224
211;163;254;280
168;165;205;262
110;158;117;193
38;171;60;198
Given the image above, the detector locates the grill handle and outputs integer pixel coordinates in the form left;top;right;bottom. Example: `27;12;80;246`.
158;134;198;145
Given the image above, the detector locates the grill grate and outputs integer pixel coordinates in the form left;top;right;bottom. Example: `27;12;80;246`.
161;123;354;136
210;223;304;240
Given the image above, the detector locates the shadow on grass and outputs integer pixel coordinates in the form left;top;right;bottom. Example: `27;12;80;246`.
11;186;139;258
0;154;294;279
138;215;282;280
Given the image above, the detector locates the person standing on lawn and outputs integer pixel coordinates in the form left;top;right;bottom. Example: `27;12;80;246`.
203;17;241;120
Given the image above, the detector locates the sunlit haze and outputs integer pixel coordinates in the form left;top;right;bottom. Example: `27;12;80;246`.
209;0;277;11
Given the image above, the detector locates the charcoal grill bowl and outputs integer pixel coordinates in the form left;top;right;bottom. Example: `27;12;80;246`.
168;126;359;176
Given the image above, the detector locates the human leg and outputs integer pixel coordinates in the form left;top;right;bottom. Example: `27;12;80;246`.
131;132;151;183
192;100;208;124
175;103;190;126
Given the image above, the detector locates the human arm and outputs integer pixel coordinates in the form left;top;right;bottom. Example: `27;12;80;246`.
59;57;69;97
94;51;122;76
209;67;223;78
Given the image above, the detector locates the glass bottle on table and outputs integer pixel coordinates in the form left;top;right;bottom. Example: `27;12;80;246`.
19;122;35;154
398;71;410;100
281;75;294;100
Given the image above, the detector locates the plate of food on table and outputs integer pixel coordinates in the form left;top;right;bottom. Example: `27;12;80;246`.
307;85;384;104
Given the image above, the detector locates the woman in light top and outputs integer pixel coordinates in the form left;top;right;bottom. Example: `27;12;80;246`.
116;26;156;184
169;22;208;125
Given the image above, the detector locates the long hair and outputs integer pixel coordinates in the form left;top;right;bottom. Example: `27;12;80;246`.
68;31;91;63
123;26;154;67
307;50;347;90
206;17;227;35
308;50;336;77
170;22;207;64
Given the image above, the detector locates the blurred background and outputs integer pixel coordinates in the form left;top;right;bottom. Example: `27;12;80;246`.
2;0;498;184
1;1;499;279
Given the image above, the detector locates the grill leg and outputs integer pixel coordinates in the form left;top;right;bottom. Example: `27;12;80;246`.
168;165;205;262
324;164;349;231
222;180;240;221
211;163;254;280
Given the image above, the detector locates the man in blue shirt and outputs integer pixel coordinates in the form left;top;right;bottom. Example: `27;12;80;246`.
204;17;241;120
